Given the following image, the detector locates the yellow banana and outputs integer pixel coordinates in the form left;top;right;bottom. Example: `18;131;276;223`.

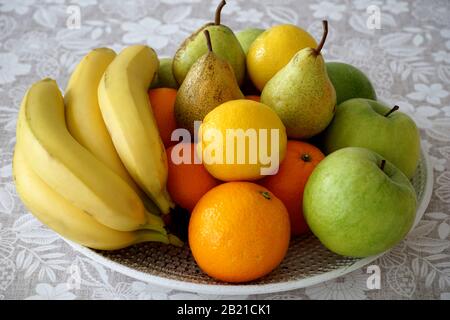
65;48;140;194
16;78;164;233
98;45;174;213
13;144;168;250
64;48;164;216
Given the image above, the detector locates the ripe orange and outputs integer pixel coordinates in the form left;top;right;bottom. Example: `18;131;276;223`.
189;182;290;283
245;95;260;102
167;143;220;212
148;88;177;148
260;140;324;236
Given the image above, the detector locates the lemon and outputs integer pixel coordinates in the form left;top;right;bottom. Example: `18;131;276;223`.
197;99;287;181
247;24;317;91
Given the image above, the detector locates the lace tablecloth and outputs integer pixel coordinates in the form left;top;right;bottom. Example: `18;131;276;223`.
1;0;449;300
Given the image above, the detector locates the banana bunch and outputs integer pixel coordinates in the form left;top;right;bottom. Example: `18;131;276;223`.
98;45;174;213
13;46;179;250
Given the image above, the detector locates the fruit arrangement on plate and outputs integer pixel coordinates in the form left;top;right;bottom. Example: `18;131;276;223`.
13;1;424;285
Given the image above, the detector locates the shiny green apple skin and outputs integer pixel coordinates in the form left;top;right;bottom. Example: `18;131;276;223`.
326;62;377;105
323;98;420;179
303;147;417;257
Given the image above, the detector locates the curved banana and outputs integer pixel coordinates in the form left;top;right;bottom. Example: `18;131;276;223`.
98;45;174;213
16;78;164;232
65;48;140;195
13;144;168;250
64;48;164;216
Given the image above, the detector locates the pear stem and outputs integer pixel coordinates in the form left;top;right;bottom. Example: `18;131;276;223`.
204;30;213;52
315;20;328;55
380;160;386;172
215;0;226;25
384;105;399;117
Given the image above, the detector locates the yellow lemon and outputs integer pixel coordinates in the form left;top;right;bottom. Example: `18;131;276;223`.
247;24;317;91
197;99;287;181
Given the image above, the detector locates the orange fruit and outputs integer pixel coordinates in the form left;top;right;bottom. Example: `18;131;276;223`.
260;140;324;236
148;88;177;148
167;143;220;212
189;182;290;283
245;95;260;102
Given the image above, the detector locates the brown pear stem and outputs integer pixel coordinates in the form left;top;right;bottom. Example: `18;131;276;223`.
384;105;399;117
315;20;328;55
380;160;386;172
204;30;213;52
215;0;226;25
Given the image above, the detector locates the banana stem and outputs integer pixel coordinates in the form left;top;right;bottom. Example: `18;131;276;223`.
145;210;164;225
135;230;169;245
141;210;167;234
140;224;167;235
141;196;163;216
168;234;184;247
152;189;175;214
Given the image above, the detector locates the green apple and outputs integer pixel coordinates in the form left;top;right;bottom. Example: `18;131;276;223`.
326;62;376;105
150;58;179;89
323;98;420;179
236;28;264;55
303;147;417;257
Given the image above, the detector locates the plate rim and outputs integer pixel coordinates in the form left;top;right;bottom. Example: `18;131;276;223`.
65;147;434;295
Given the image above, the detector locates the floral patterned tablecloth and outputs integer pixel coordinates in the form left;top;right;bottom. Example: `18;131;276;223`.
0;0;449;300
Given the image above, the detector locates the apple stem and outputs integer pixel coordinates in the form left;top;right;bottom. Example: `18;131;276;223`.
380;160;386;172
204;30;213;52
384;105;400;117
315;20;328;55
215;0;226;25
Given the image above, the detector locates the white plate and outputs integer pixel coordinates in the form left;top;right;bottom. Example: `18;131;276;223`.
65;148;433;295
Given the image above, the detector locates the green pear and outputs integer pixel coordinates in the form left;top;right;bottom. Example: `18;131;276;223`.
174;30;244;136
236;28;264;55
261;21;336;139
173;0;246;86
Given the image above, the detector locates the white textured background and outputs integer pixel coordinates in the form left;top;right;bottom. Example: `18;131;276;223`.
0;0;449;300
